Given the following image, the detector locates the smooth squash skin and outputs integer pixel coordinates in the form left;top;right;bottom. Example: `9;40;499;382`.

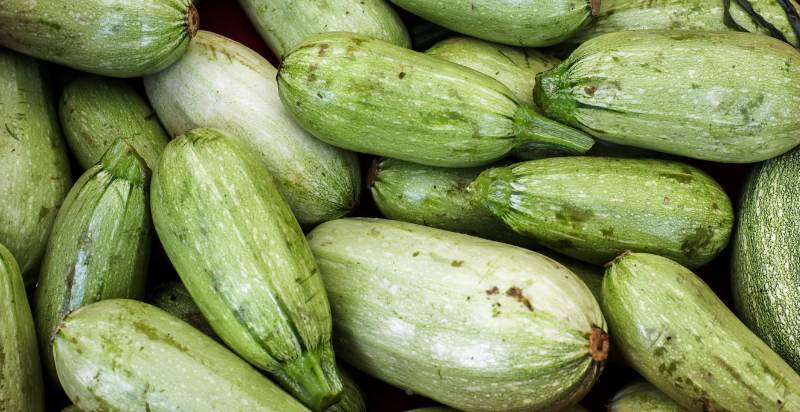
308;218;607;412
0;49;72;282
278;32;594;168
0;244;44;412
535;30;800;163
53;299;310;412
602;253;800;411
151;128;342;411
238;0;410;58
0;0;199;77
609;382;685;412
145;31;361;227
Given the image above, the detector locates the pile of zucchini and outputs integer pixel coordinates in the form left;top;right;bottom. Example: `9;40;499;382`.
1;0;799;411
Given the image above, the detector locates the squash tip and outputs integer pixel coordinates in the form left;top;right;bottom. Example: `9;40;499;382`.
589;326;609;362
187;5;200;38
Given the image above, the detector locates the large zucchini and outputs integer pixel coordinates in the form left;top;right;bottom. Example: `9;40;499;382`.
308;218;607;412
238;0;410;58
151;128;342;410
609;382;685;411
59;74;169;171
389;0;597;47
0;49;72;282
472;157;733;268
0;244;44;412
535;30;800;163
732;146;800;371
53;299;309;412
0;0;198;77
278;33;594;168
602;253;800;410
145;31;360;226
33;141;152;384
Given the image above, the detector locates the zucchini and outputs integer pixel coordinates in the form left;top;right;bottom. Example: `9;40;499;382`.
151;128;342;411
732;146;800;371
407;408;588;412
308;218;607;412
149;280;217;340
145;31;360;227
238;0;411;58
472;157;733;268
389;0;597;47
59;74;169;171
327;366;366;412
0;49;72;282
0;0;198;77
277;32;594;168
602;252;800;410
53;299;309;412
609;381;685;411
535;30;800;163
33;141;152;384
0;243;44;412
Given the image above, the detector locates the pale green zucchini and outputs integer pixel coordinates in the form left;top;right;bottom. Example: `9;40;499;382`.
53;299;309;412
0;0;198;77
145;31;360;226
603;253;800;410
0;243;44;412
308;218;607;412
151;128;341;410
278;33;594;168
472;157;733;268
238;0;410;58
0;49;72;282
389;0;597;47
59;74;169;171
33;141;152;384
535;30;800;163
609;381;685;411
149;280;217;340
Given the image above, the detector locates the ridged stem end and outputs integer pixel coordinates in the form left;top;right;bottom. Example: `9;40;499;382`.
187;4;200;38
272;345;343;411
470;166;515;221
99;140;150;187
513;105;594;155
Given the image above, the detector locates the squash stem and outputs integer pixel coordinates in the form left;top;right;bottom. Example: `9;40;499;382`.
272;345;343;411
513;105;594;155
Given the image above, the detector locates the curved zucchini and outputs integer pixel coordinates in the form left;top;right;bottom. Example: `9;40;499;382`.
0;244;44;412
59;74;169;171
238;0;410;58
535;30;800;163
278;32;594;168
0;0;198;77
602;253;800;410
472;157;733;268
53;299;309;412
151;128;341;410
149;280;217;340
609;381;685;411
145;31;360;227
0;49;72;282
308;218;607;412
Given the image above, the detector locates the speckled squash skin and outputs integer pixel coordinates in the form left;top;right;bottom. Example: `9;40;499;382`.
0;0;198;77
536;30;800;163
0;244;44;412
0;49;72;282
732;147;800;372
472;157;733;268
53;299;309;412
603;253;800;411
609;382;685;412
308;218;607;412
238;0;410;58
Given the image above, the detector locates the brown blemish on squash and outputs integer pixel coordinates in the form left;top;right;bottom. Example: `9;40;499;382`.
186;5;200;38
505;287;533;311
486;286;499;295
589;326;609;362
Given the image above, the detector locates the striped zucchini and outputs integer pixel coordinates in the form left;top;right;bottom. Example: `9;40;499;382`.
472;157;733;268
238;0;410;58
0;244;44;412
0;49;72;282
389;0;597;47
278;33;594;168
0;0;198;77
609;382;685;411
732;146;800;371
603;253;800;410
151;128;341;410
149;280;217;340
145;31;360;227
53;299;309;412
308;218;607;412
59;74;169;171
33;141;152;384
535;30;800;163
